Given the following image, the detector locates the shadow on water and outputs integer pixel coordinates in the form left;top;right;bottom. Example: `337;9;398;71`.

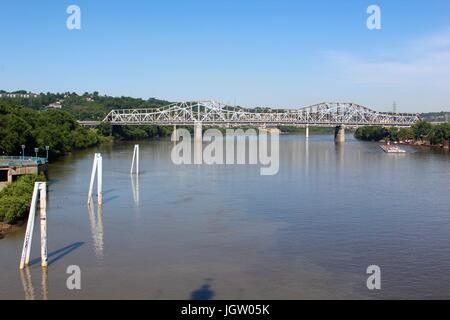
190;279;215;300
30;242;85;266
103;195;120;204
102;189;115;195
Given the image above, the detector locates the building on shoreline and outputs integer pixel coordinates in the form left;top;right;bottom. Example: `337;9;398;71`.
0;157;48;191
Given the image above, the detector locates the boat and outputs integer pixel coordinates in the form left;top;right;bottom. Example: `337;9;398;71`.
380;144;407;153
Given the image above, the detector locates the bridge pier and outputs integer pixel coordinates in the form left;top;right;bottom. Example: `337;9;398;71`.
268;128;280;134
334;125;345;143
171;125;177;142
194;121;202;141
259;128;280;134
305;124;309;140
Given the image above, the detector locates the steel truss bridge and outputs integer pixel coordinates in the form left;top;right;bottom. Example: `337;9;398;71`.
101;101;419;128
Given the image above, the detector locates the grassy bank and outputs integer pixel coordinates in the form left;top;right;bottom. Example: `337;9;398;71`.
0;174;46;225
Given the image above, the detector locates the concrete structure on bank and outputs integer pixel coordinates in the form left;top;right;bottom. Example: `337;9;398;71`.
0;157;48;191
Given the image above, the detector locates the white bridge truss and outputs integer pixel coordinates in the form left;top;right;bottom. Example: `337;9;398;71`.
103;101;419;127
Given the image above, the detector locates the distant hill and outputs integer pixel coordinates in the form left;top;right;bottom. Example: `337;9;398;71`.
62;93;171;120
0;91;171;120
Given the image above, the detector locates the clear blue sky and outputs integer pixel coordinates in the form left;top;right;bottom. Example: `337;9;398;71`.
1;0;449;112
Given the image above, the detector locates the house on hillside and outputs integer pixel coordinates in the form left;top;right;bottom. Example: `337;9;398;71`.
47;100;63;109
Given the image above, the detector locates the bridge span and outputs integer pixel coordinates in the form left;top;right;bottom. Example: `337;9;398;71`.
79;101;420;142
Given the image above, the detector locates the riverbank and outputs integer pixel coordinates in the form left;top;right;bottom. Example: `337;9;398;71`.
398;140;450;150
355;122;450;147
0;221;25;239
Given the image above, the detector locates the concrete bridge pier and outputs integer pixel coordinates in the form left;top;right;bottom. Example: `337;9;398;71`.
268;128;280;134
259;128;280;134
194;121;203;141
305;124;309;140
171;125;177;142
334;125;345;143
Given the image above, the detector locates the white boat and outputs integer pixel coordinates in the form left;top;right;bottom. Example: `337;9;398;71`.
380;144;407;153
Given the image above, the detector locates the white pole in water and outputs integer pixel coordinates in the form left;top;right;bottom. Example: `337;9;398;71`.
136;145;139;175
20;183;40;269
87;153;98;205
39;183;48;267
97;154;103;207
130;146;136;174
131;145;139;175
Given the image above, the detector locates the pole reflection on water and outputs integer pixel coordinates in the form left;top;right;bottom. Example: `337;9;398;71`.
131;172;139;206
87;203;104;260
41;267;48;300
19;266;48;300
19;268;35;300
305;139;309;171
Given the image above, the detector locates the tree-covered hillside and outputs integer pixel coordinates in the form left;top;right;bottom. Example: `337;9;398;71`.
0;90;171;120
0;100;106;159
62;92;171;120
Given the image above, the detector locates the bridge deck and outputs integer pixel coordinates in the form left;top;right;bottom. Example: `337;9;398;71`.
101;101;420;127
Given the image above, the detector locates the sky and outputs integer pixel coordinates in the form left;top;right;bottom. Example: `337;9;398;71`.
0;0;449;112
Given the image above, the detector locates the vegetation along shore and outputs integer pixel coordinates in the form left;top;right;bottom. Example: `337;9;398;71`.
355;120;450;148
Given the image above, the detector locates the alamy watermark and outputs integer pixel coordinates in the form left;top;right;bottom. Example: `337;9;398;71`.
66;5;81;30
366;265;381;290
367;5;381;30
66;265;82;290
171;128;279;176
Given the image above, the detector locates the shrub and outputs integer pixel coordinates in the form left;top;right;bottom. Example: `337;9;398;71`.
0;174;46;224
354;126;388;141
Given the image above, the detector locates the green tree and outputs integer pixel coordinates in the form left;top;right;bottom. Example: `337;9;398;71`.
97;122;112;136
398;128;414;141
429;123;450;145
0;174;46;223
0;114;34;155
412;120;432;141
0;101;102;159
354;126;388;141
385;127;399;142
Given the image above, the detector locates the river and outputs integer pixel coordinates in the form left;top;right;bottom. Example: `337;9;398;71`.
1;134;450;299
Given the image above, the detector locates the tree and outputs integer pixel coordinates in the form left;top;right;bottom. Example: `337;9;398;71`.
385;127;399;142
429;123;450;145
412;120;432;141
0;101;102;159
398;128;414;141
0;114;34;155
354;126;388;141
97;122;112;136
0;174;46;223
